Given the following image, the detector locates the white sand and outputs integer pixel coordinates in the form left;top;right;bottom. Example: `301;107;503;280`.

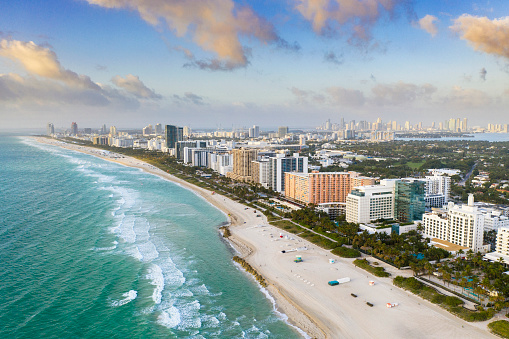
33;137;496;339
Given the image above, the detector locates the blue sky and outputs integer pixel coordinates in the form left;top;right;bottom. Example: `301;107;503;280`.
0;0;508;130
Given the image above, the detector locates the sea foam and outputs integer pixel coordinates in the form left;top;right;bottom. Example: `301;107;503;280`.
146;264;164;304
158;306;181;328
110;290;137;307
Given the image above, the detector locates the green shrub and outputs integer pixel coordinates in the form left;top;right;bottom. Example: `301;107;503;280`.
353;259;390;277
445;296;463;307
406;277;424;291
488;320;509;338
332;246;361;258
431;294;446;304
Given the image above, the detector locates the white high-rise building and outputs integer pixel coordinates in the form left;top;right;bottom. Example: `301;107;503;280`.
422;194;485;252
481;210;509;231
484;226;509;264
268;153;308;193
346;183;395;224
209;153;233;176
420;173;451;207
248;125;260;138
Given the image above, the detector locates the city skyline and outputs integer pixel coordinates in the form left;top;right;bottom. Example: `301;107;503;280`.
1;0;509;129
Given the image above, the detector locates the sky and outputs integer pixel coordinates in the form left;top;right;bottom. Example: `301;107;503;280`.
0;0;508;130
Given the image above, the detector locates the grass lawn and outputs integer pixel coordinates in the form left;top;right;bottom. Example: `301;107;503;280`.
270;220;303;234
405;160;426;169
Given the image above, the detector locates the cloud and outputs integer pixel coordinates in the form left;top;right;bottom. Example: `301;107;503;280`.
96;64;108;71
0;39;99;89
479;67;487;81
326;86;366;106
0;73;110;106
173;45;194;59
183;58;248;71
451;15;509;59
111;74;162;99
173;92;205;105
442;86;492;108
371;81;437;105
294;0;411;45
290;87;326;104
324;51;343;65
0;40;148;109
417;14;438;37
86;0;283;69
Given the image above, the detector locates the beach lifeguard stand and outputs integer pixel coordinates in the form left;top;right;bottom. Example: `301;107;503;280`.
294;255;303;263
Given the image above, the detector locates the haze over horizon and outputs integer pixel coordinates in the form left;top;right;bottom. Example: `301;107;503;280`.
1;0;508;129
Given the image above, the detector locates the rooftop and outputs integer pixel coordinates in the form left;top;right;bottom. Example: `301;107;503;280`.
431;238;469;252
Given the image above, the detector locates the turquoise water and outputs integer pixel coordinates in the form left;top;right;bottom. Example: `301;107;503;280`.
0;135;301;338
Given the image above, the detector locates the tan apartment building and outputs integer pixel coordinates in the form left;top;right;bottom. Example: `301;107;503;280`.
226;148;258;182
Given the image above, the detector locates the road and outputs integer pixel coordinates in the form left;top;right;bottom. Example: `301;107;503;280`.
458;161;478;186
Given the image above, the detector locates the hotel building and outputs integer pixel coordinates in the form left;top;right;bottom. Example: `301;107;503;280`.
422;194;485;252
345;183;394;224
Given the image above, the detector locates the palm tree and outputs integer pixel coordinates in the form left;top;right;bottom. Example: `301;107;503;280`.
466;249;474;262
443;272;452;287
424;261;434;280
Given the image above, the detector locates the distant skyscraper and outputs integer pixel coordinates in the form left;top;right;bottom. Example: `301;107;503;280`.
165;125;181;148
183;126;191;137
278;126;288;138
47;123;54;135
463;118;468;132
340;117;345;130
71;122;78;135
101;124;107;135
249;125;259;138
155;123;163;135
143;124;153;136
110;126;117;136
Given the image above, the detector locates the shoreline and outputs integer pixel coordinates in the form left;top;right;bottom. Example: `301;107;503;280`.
30;137;497;339
30;136;322;337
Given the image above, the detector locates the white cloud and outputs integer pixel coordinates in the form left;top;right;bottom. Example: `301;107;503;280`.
86;0;287;69
451;15;509;59
0;39;99;89
112;74;162;99
417;15;439;37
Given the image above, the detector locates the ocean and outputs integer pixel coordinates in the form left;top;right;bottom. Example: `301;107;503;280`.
0;135;302;338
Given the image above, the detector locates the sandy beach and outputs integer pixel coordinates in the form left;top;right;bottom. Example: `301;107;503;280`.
33;137;497;339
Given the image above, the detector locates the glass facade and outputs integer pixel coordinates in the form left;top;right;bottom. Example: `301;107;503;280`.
395;180;425;222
